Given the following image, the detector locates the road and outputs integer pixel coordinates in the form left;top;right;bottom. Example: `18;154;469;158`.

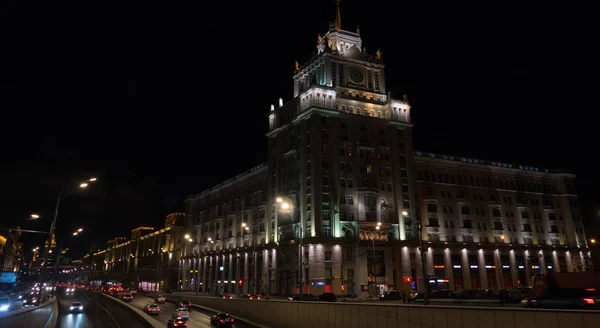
129;294;252;328
56;290;150;328
0;299;53;328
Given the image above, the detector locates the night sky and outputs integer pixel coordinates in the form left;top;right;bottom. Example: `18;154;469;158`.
2;0;595;258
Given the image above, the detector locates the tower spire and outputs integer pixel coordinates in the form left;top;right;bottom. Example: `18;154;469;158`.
336;0;342;30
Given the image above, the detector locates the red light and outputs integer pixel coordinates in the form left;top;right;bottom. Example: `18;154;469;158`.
583;298;595;304
220;319;225;323
586;288;596;291
231;318;234;322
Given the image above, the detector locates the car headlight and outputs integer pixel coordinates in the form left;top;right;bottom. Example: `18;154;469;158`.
18;295;22;299
0;305;9;311
79;306;83;310
70;306;74;310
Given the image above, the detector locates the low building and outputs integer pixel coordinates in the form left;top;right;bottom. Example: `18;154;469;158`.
99;214;186;290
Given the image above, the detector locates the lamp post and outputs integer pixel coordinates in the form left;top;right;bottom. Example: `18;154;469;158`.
35;177;96;297
275;196;297;295
403;209;429;305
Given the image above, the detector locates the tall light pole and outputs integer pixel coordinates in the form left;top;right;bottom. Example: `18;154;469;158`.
275;196;297;294
403;209;429;305
37;178;96;294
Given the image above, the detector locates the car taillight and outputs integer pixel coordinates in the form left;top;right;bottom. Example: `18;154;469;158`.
231;318;234;322
257;296;261;299
583;298;595;304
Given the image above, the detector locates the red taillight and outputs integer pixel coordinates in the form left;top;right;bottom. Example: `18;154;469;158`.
257;296;261;299
583;298;595;304
223;296;226;299
220;319;224;323
231;318;234;322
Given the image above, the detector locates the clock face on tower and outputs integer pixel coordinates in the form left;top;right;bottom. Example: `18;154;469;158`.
349;67;364;84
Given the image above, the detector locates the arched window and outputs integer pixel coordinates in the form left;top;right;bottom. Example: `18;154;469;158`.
363;109;368;116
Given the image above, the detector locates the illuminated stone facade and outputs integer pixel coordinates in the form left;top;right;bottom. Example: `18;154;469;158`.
180;4;590;296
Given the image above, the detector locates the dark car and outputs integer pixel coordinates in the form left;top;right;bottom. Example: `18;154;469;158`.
22;295;39;306
530;288;600;310
379;290;404;301
288;294;319;301
154;295;166;303
122;294;133;302
210;313;234;327
167;318;188;328
318;293;337;302
177;300;192;310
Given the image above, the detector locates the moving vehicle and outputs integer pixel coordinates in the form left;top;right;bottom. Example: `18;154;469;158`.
154;295;166;303
177;300;191;310
69;302;84;312
0;297;9;312
143;304;161;314
526;272;600;309
318;292;337;302
210;313;234;327
122;294;133;302
22;295;39;307
172;307;190;320
167;318;187;327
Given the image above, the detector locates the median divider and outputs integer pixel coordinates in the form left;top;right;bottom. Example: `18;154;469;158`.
44;297;59;328
163;295;268;328
98;292;163;328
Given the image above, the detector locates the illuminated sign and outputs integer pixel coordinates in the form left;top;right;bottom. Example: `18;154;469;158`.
0;272;17;283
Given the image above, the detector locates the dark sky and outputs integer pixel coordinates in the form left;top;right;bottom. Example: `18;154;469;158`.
1;0;596;258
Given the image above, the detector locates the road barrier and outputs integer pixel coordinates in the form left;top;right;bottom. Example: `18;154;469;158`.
164;294;600;328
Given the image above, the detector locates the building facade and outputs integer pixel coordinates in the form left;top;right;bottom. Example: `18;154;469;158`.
98;213;185;290
180;4;591;297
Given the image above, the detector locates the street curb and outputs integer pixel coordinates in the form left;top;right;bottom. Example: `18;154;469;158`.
0;295;55;319
99;292;163;328
164;295;269;328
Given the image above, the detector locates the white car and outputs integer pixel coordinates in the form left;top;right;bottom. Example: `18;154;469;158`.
69;302;83;312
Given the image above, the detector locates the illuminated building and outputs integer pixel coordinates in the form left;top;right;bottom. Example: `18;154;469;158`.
0;228;23;272
99;214;185;290
180;2;590;296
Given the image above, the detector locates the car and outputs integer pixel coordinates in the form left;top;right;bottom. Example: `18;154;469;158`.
167;318;188;328
22;295;39;307
219;293;233;299
143;304;161;315
177;300;191;310
0;297;10;312
241;294;261;300
154;295;166;303
122;294;133;302
69;302;84;312
210;313;234;327
172;307;190;320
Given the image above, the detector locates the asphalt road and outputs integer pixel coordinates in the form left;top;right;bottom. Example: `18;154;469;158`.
56;290;151;328
130;294;252;328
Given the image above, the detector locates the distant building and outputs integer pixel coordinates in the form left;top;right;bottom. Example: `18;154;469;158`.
98;214;185;290
0;228;23;272
179;3;591;297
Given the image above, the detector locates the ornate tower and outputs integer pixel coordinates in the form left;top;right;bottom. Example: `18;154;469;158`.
266;0;417;295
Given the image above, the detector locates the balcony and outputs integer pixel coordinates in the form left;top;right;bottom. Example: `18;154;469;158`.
548;232;560;239
461;228;473;234
426;226;440;233
522;231;533;237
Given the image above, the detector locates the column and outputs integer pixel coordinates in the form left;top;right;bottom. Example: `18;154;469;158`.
477;250;488;290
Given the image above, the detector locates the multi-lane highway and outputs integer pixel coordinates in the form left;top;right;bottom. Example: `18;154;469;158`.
129;294;252;328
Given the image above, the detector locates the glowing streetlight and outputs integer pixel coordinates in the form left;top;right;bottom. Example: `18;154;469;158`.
79;183;88;188
376;226;380;230
281;202;290;210
184;234;190;239
30;214;40;219
73;232;78;236
591;239;597;244
89;177;97;182
77;228;83;232
500;235;505;240
401;210;409;217
245;226;249;231
207;238;212;241
276;197;283;203
241;222;247;228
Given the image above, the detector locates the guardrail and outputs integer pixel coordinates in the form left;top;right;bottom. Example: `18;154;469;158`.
0;296;58;328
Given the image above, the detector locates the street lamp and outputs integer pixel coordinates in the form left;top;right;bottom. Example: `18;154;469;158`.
591;239;596;244
30;214;40;219
402;208;429;305
38;177;97;293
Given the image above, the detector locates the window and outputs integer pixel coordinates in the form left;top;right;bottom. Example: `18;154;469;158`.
325;251;332;262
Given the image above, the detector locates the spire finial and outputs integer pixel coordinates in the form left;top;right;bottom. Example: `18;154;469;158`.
336;0;342;30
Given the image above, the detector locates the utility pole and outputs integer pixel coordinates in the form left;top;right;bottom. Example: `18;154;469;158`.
39;193;61;297
415;205;430;305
